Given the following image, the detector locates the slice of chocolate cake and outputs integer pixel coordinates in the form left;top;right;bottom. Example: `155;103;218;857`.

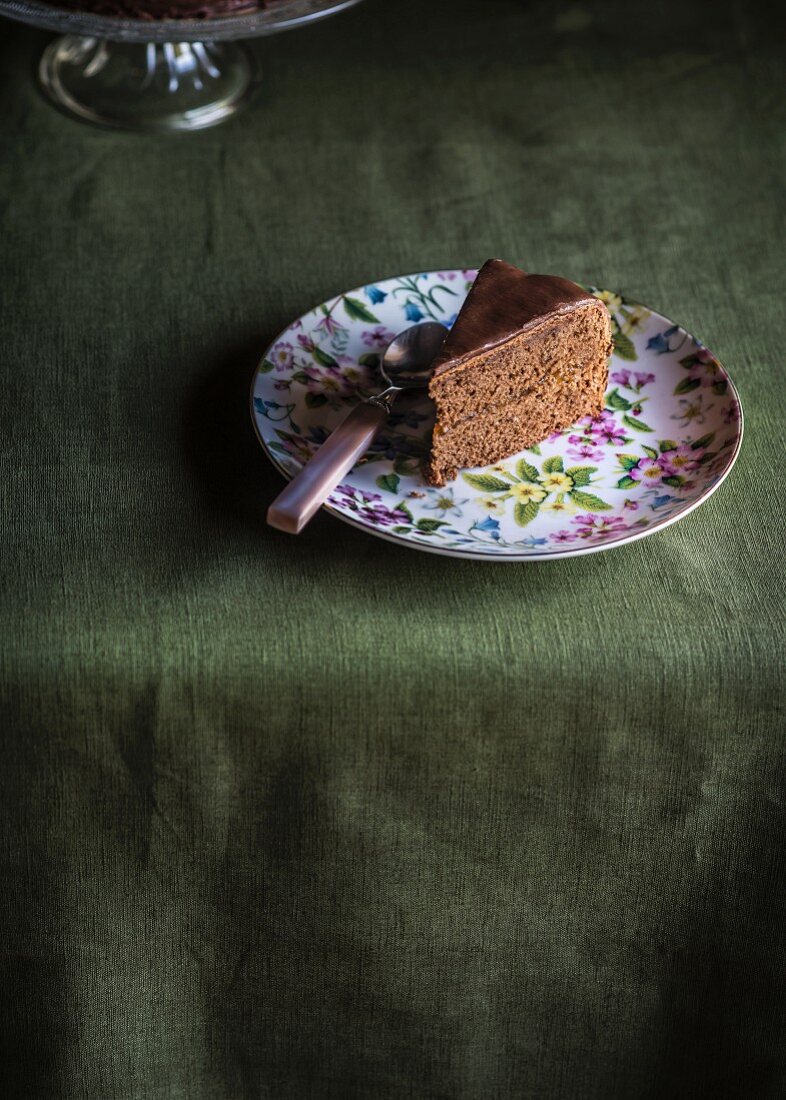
425;260;613;486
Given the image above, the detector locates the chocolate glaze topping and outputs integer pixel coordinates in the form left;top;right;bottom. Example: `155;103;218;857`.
433;259;596;376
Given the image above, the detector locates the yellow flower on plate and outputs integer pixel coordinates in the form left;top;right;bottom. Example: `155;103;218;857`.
539;472;574;493
596;289;623;312
477;495;506;514
541;498;576;515
622;308;651;336
510;483;546;504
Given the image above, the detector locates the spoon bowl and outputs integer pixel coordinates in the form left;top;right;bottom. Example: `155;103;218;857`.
380;321;448;390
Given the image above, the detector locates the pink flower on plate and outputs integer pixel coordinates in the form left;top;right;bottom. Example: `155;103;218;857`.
571;514;627;538
361;325;398;348
436;271;458;281
547;430;565;443
658;444;700;476
314;312;344;337
630;457;664;486
297;333;316;352
611;369;632;387
567;442;605;462
623;499;639;511
550;529;577;544
270;342;296;371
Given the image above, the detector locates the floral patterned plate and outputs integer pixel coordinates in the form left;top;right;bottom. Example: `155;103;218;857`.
251;269;743;560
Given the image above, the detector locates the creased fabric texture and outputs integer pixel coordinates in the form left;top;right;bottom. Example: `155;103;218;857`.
1;1;785;1096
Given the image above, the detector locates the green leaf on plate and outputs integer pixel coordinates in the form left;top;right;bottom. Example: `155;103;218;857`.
258;359;276;374
305;392;328;408
415;518;447;534
623;414;654;432
570;490;611;512
712;379;728;396
690;429;716;446
392;525;412;534
358;353;381;368
613;330;637;361
565;466;596;487
616;475;637;489
514;501;540;527
674;376;701;395
461;473;510;492
527;444;542;455
342;296;379;324
375;473;400;494
662;476;684;488
606;388;632;411
516;458;540;482
659;439;679;452
542;455;564;473
679;354;699;369
397;501;414;522
311;345;340;369
291;369;310;384
617;454;640;471
643;445;658;460
691;432;716;449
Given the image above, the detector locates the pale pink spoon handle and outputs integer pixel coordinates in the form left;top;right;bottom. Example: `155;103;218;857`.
266;400;390;534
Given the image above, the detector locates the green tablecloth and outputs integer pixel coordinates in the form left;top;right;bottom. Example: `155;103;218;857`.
2;1;785;1095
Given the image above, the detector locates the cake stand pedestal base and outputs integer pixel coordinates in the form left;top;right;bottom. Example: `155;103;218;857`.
38;36;255;131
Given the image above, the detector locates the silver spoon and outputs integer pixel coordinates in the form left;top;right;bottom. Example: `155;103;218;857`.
267;322;447;534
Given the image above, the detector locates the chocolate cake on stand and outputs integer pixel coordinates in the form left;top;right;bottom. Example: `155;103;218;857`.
0;0;363;131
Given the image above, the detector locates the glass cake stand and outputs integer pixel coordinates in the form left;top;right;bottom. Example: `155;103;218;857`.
0;0;363;131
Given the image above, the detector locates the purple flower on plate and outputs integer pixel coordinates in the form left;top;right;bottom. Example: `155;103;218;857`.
297;334;316;352
634;371;656;388
595;422;628;446
270;341;295;371
629;457;664;486
330;486;410;527
550;529;577;544
436;271;458;281
722;400;739;424
362;325;398;348
579;410;615;437
611;369;632;387
567;442;605;462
